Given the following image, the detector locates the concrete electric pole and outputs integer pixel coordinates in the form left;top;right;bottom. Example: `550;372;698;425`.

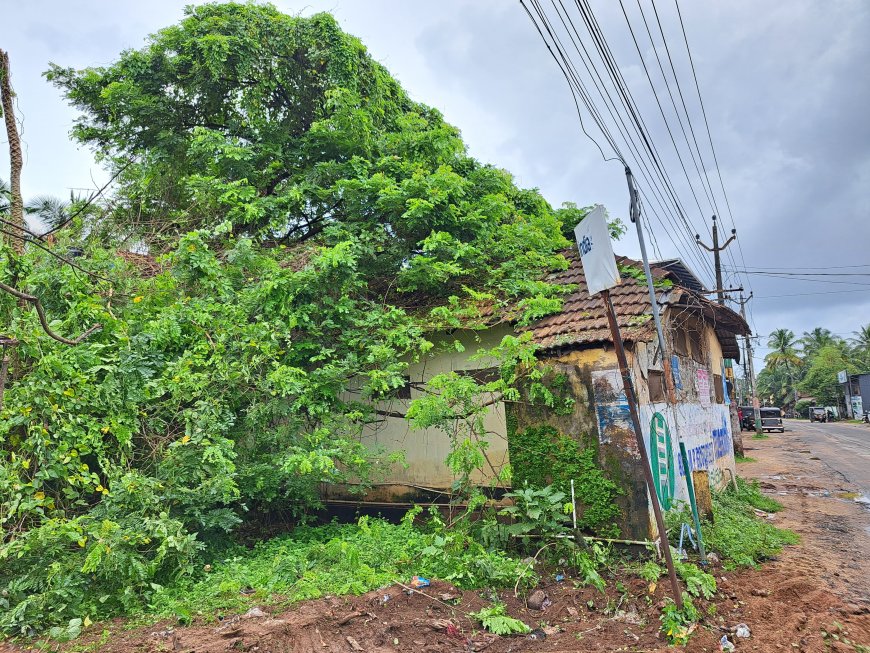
696;216;736;305
736;293;763;437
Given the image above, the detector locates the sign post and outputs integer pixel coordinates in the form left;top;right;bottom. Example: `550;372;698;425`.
575;206;683;609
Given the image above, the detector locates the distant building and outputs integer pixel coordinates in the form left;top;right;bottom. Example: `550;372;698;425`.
846;373;870;418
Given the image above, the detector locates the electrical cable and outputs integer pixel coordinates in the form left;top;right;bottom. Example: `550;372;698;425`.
545;0;713;276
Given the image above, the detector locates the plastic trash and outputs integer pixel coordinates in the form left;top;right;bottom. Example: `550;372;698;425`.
410;575;430;588
555;574;565;582
720;635;736;651
527;628;547;640
735;623;751;638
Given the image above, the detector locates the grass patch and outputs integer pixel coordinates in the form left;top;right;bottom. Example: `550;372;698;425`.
144;513;529;624
732;477;784;513
752;433;770;440
704;480;798;568
735;455;756;463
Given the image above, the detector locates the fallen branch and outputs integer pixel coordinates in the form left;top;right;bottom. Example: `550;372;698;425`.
0;280;101;345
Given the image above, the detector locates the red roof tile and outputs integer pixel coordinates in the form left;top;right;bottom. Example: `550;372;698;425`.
526;249;747;350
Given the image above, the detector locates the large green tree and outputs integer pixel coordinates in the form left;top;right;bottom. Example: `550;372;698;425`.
799;327;839;362
798;345;857;406
1;4;581;634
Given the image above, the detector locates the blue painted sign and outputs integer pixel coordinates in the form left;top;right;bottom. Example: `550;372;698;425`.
671;355;682;390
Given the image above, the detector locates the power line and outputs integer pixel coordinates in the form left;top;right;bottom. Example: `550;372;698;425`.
726;264;870;271
569;0;717;280
522;0;711;278
672;0;752;298
540;0;713;276
574;0;715;279
753;289;864;299
732;270;870;278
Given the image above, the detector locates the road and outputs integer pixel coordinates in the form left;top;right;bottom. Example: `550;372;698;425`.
783;419;870;497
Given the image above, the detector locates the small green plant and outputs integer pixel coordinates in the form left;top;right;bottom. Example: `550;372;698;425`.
674;561;716;599
735;455;756;463
499;484;571;539
572;541;610;592
470;603;530;635
638;560;664;582
659;593;698;645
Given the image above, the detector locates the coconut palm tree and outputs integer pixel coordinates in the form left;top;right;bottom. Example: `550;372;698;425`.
800;327;838;362
25;195;70;230
851;324;870;368
765;328;802;368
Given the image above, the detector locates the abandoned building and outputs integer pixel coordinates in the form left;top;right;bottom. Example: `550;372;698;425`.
325;250;751;540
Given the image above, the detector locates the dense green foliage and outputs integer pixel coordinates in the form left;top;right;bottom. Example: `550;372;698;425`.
508;426;622;536
798;345;858;407
665;477;796;569
146;512;530;624
758;324;868;409
704;482;798;568
0;3;585;635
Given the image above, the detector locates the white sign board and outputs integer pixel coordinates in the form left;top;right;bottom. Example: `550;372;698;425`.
837;370;848;384
574;205;621;296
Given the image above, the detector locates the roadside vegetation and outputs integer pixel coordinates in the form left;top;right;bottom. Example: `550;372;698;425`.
757;326;869;413
0;3;799;648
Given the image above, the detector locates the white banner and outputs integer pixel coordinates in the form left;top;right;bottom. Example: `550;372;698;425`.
574;205;621;296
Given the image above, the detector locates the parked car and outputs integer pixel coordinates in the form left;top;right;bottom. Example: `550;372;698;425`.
809;406;827;423
759;407;784;433
739;405;755;431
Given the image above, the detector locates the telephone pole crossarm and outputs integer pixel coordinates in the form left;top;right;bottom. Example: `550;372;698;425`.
695;215;737;305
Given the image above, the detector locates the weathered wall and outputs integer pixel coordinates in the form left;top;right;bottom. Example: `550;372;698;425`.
515;348;650;540
346;325;515;493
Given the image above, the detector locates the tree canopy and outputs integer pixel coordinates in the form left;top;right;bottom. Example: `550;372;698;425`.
0;4;584;634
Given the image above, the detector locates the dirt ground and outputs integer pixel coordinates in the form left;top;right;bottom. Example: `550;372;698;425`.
3;421;869;653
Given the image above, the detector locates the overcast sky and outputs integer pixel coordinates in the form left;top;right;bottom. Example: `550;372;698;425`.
3;0;869;367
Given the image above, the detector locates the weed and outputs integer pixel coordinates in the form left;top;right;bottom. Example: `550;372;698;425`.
674;561;716;599
705;482;799;568
659;593;699;645
146;512;529;623
499;484;571;539
732;477;784;513
470;603;530;635
735;455;756;463
637;560;664;583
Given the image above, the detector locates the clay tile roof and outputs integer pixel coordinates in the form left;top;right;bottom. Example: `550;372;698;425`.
526;248;671;350
526;249;748;351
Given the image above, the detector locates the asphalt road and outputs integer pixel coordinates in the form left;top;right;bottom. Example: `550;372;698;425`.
784;419;870;496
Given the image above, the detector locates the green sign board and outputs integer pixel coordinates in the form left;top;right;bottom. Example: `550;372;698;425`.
649;412;675;510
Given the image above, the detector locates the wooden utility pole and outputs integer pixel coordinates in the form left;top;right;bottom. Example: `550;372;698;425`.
601;288;683;609
696;216;736;305
0;49;25;255
736;292;763;437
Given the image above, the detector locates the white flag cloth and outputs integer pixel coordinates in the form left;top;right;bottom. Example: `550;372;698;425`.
574;205;621;296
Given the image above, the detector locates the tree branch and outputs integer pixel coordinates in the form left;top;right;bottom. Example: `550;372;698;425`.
39;161;132;237
0;49;24;255
0;280;101;345
0;226;116;285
